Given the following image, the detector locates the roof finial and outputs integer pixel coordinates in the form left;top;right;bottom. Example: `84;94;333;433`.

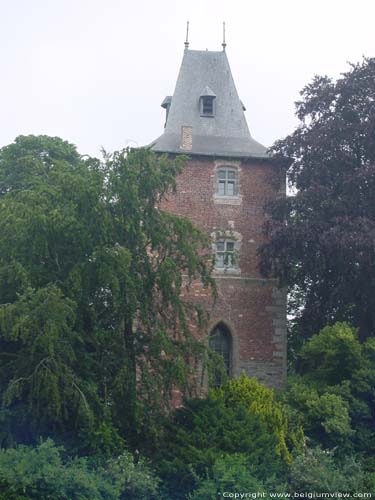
184;21;189;50
222;22;227;51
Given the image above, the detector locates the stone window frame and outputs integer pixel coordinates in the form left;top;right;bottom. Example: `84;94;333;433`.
215;239;235;269
211;230;242;275
213;161;242;205
217;167;238;196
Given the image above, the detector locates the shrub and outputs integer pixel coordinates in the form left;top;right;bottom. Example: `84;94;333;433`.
285;323;375;460
0;439;115;500
156;376;288;499
283;377;353;448
290;447;368;493
188;454;270;500
0;439;161;500
107;451;160;500
214;373;302;462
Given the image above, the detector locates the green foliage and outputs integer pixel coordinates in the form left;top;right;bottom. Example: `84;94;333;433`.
290;447;369;494
214;373;299;462
299;322;362;384
188;454;270;500
284;323;375;464
0;285;90;436
206;349;229;388
283;377;353;448
157;397;282;498
107;451;160;500
0;440;162;500
0;439;116;500
155;376;296;499
0;135;214;451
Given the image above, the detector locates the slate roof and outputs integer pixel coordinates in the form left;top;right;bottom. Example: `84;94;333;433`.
150;49;268;159
200;85;216;98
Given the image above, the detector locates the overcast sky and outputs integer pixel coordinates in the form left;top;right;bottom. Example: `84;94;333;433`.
1;0;374;157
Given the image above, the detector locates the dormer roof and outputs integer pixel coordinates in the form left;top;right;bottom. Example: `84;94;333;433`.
161;96;172;109
200;86;216;98
151;49;268;158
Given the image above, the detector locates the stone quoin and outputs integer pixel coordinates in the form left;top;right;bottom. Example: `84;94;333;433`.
149;43;287;388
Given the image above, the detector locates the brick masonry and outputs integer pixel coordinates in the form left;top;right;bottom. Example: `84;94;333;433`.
162;156;287;388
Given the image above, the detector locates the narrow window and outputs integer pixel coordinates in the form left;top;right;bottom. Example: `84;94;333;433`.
202;96;213;115
200;96;215;116
215;239;235;269
209;323;232;377
217;168;238;196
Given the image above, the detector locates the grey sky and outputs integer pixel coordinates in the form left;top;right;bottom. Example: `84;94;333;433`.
1;0;374;157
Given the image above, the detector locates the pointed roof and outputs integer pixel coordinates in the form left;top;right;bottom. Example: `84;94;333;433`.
200;85;216;98
150;49;268;158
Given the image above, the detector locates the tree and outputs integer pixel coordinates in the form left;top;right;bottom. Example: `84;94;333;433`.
188;454;271;500
0;439;161;500
213;373;298;463
155;375;301;498
0;135;214;451
289;447;368;494
282;323;375;463
260;57;375;341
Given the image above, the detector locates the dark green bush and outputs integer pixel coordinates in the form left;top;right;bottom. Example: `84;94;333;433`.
156;395;285;499
188;454;269;500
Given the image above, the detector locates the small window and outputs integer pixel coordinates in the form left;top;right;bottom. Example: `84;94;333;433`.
200;96;215;116
215;239;235;269
217;168;238;196
209;323;232;377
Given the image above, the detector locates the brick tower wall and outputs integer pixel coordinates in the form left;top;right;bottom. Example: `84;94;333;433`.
162;156;287;388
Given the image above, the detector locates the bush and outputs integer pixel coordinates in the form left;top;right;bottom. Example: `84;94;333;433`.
188;454;271;500
283;376;353;448
107;451;160;500
285;323;375;461
214;373;303;462
156;388;288;498
290;447;368;493
0;439;115;500
0;439;161;500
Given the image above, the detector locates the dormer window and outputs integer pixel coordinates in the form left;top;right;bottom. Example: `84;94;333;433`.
161;96;172;127
200;86;216;117
201;96;214;116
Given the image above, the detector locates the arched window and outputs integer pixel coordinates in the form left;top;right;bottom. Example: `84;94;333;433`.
209;323;232;376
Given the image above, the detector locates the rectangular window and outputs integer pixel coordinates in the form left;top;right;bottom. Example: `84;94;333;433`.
217;168;238;196
201;96;215;116
215;239;235;269
203;98;213;114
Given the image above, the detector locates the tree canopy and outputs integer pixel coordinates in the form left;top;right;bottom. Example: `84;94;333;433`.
260;57;375;340
0;135;214;451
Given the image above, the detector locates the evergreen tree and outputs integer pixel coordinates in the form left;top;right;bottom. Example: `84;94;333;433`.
0;135;214;451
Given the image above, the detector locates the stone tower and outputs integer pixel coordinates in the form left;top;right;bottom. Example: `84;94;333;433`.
150;45;286;388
